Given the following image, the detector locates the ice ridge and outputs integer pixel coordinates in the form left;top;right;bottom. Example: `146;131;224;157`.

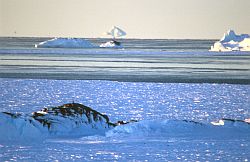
0;103;249;142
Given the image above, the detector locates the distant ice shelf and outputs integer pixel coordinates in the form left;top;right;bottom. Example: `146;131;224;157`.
210;30;250;52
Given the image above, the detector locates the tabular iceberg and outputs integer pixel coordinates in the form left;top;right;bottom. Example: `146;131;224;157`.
35;38;95;48
210;30;250;51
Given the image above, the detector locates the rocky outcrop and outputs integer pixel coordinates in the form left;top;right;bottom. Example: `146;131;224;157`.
0;103;117;141
31;103;115;128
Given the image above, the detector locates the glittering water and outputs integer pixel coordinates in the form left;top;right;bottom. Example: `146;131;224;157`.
1;79;249;123
0;37;215;51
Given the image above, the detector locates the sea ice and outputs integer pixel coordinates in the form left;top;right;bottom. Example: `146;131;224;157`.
210;30;250;51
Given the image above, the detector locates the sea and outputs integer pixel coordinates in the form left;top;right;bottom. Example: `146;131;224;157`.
0;37;250;161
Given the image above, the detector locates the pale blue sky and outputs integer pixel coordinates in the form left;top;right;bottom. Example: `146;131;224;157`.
1;0;250;39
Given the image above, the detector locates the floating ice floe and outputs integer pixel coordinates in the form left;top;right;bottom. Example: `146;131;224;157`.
35;38;95;48
210;30;250;51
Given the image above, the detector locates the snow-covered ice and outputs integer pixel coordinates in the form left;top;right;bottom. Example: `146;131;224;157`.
1;103;249;142
210;30;250;51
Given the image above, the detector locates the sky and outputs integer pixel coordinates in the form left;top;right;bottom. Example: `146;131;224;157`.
0;0;250;39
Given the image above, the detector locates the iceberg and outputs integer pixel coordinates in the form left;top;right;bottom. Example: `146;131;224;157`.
100;26;126;48
35;38;95;48
99;40;123;48
210;30;250;51
104;26;127;39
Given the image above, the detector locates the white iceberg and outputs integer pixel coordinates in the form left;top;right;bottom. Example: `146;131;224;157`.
35;38;95;48
105;26;127;39
210;30;250;51
99;40;123;48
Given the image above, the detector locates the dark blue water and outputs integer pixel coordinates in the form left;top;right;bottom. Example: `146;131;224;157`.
1;37;250;84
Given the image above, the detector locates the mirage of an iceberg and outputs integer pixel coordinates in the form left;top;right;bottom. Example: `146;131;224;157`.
100;26;126;48
210;30;250;51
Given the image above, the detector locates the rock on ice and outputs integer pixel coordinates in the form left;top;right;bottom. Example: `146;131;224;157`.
0;103;115;141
